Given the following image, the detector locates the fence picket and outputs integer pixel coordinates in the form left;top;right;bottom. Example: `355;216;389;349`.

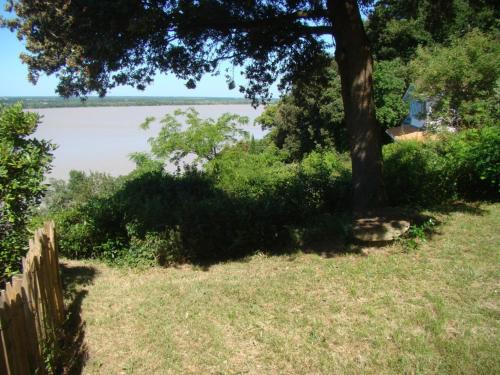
11;281;30;375
0;315;8;375
0;291;18;375
21;272;42;373
0;223;64;375
0;293;12;375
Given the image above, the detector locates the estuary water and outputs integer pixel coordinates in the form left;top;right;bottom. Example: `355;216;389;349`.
32;105;265;179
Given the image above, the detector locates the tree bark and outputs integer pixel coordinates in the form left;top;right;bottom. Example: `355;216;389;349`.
328;0;387;213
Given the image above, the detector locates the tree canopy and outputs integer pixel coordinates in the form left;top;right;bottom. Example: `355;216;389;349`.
410;29;500;128
136;108;249;167
2;0;390;210
256;57;407;160
3;0;353;102
366;0;500;62
255;55;346;160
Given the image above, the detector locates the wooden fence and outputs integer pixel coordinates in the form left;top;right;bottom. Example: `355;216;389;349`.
0;222;64;375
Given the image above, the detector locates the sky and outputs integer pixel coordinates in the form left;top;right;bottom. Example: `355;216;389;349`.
0;1;269;98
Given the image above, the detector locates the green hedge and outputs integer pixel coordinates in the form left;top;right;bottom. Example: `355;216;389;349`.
42;126;499;266
47;148;351;265
384;126;499;206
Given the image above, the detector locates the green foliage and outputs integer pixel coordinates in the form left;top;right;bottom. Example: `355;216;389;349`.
383;141;451;206
373;59;409;130
208;144;351;212
42;170;117;214
44;138;351;265
257;58;408;158
367;0;500;62
383;125;500;206
410;30;500;128
0;104;55;284
3;0;359;104
41;334;63;375
255;57;347;159
441;125;500;198
140;108;249;167
39;110;499;268
207;144;294;198
399;218;436;251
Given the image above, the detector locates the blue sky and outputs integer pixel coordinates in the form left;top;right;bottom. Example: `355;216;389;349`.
0;1;261;97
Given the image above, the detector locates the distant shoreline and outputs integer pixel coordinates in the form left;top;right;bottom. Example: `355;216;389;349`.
0;96;273;109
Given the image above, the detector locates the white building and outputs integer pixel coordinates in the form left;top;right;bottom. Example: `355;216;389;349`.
386;85;434;141
402;85;430;129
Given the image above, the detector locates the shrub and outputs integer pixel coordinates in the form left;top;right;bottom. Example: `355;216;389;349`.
442;126;500;199
43;120;498;267
46;144;351;265
298;150;352;212
383;140;451;206
0;104;55;284
383;126;500;206
42;170;117;214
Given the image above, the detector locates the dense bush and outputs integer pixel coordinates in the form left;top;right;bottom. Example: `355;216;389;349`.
41;122;498;267
383;141;451;206
384;125;500;206
0;104;55;284
442;126;500;199
44;145;351;265
42;170;118;213
410;30;500;128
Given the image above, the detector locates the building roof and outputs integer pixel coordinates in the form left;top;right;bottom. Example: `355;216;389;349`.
386;124;428;141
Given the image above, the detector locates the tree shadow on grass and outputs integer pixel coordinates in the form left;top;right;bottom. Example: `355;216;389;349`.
414;201;490;244
427;201;489;216
311;201;488;253
346;201;490;251
58;262;98;375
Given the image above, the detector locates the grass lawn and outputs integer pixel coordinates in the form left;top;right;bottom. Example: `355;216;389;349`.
61;203;500;374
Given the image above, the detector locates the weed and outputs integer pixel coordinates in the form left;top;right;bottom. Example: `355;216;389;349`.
400;218;436;251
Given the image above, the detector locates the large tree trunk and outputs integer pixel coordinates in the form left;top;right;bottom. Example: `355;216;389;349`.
328;0;387;213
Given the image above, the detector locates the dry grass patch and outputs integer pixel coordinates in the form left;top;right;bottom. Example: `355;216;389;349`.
62;203;500;374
